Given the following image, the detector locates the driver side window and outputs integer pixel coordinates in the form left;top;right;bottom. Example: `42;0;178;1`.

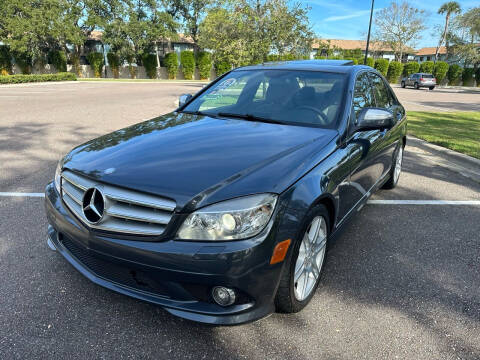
352;73;375;124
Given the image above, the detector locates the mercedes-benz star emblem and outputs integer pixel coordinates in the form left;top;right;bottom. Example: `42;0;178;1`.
82;187;105;224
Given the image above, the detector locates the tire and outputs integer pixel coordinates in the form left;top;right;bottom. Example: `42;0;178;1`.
414;82;419;89
401;81;405;88
275;204;330;313
429;86;435;90
382;141;404;189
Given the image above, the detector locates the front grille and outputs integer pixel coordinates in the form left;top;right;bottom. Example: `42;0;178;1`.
61;170;176;236
60;235;170;297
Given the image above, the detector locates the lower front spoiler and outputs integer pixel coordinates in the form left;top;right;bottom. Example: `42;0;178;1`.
47;227;274;325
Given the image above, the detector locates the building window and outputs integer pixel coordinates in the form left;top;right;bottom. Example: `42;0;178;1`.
427;56;431;61
420;56;424;61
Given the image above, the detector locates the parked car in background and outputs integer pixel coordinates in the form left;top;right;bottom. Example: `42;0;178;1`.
401;73;436;90
45;60;407;325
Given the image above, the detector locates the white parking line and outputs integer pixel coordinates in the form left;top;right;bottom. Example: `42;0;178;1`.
368;200;480;205
0;192;45;197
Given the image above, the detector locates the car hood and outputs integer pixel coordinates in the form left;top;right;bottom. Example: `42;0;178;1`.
64;113;338;211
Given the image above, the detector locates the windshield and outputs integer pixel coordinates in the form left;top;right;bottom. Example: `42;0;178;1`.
182;69;347;128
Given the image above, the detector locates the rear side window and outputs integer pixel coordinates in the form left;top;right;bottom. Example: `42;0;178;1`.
352;73;375;120
369;73;394;109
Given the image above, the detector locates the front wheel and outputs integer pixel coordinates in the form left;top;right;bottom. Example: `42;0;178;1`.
383;142;404;189
275;204;329;313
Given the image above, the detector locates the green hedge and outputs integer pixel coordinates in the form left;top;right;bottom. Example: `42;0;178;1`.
386;61;403;83
49;50;67;72
419;61;434;74
87;52;104;78
447;64;462;85
107;52;121;78
15;54;33;74
365;57;375;67
374;58;389;77
462;68;474;86
476;68;480;87
0;72;76;84
164;52;178;79
433;61;449;84
0;46;13;75
142;53;157;79
215;60;231;76
180;51;195;80
403;61;420;77
196;51;212;80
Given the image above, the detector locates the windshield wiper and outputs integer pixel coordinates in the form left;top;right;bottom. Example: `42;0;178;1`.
179;110;211;116
217;112;284;125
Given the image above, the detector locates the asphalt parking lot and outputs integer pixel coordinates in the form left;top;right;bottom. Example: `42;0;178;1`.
1;82;479;359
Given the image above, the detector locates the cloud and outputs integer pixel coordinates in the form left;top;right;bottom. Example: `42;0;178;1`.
324;10;372;22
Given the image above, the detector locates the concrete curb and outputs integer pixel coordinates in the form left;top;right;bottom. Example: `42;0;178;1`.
407;135;480;183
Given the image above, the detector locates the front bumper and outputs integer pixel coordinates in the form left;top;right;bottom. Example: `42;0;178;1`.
45;182;291;325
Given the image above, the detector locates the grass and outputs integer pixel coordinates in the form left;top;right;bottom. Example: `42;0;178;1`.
407;111;480;159
77;78;208;82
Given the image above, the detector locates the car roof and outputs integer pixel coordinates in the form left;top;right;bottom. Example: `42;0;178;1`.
235;60;364;73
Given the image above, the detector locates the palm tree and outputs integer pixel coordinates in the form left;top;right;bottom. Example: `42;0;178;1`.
435;1;461;62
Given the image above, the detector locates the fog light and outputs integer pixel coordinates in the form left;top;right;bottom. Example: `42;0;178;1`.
212;286;236;306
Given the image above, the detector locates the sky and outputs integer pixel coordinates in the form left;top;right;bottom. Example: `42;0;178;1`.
305;0;478;49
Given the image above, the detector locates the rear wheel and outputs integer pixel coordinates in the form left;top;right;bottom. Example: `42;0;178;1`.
383;142;404;189
275;204;329;313
414;82;419;89
401;81;406;88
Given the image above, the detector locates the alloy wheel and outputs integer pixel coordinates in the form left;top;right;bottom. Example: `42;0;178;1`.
294;216;327;301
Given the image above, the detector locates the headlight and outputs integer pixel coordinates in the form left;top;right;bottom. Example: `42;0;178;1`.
54;159;63;194
177;193;278;241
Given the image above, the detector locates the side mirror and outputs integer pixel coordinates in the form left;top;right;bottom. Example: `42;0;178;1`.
179;93;193;107
355;108;394;131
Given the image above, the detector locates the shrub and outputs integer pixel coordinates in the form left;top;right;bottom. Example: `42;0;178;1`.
0;46;12;75
142;53;157;79
87;52;104;78
447;64;462;85
196;51;212;80
386;61;403;83
0;72;76;84
107;52;121;78
462;68;474;86
49;50;67;72
345;58;359;65
126;55;137;79
374;58;389;77
403;61;420;76
214;60;231;76
70;53;82;77
364;57;374;67
15;54;33;74
476;67;480;87
164;52;178;79
433;61;449;84
180;51;195;80
419;61;434;74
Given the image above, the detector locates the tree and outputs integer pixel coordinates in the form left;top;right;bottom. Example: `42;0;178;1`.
435;2;461;61
103;0;178;67
165;0;219;51
374;1;426;61
198;0;313;67
448;7;480;69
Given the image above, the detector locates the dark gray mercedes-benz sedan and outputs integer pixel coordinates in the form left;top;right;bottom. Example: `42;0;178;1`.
45;60;406;324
